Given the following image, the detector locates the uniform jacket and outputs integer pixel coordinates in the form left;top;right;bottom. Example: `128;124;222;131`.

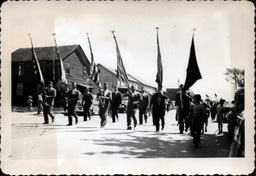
111;91;122;108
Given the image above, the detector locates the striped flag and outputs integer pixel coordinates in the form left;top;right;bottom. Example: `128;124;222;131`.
28;34;44;86
155;28;163;89
87;34;100;87
53;34;67;84
112;31;130;89
184;35;202;90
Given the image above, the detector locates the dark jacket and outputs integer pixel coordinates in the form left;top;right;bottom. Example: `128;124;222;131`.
150;92;167;117
82;92;93;108
111;91;122;108
175;91;191;111
68;89;80;107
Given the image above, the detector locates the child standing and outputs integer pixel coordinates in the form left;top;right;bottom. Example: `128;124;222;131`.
202;102;210;134
27;96;33;112
216;99;225;135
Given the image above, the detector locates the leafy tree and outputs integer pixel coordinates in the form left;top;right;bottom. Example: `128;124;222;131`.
224;68;244;90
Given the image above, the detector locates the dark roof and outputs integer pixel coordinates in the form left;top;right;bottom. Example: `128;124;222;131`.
11;45;85;62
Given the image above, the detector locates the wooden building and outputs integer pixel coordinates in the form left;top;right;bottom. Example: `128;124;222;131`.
11;45;93;106
97;64;156;95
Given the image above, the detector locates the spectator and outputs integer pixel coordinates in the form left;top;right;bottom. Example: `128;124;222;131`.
202;102;210;134
210;101;217;121
37;91;43;114
27;95;33;112
216;98;225;135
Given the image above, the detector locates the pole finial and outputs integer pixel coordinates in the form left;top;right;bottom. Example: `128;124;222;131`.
192;28;196;37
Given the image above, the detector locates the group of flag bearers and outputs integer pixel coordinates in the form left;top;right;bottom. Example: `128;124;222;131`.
29;28;217;149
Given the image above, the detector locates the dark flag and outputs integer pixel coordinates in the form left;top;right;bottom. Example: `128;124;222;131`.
87;33;100;87
28;34;44;86
112;31;130;89
184;35;202;90
53;33;67;84
155;27;163;89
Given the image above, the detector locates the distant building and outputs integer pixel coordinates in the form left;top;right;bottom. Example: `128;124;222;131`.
11;45;93;106
12;45;156;107
97;64;157;95
127;74;157;95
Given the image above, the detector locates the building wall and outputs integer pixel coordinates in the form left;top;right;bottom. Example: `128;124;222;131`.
64;52;90;91
97;65;118;92
12;51;91;106
12;60;60;106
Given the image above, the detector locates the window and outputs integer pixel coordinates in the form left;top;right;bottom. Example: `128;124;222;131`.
16;83;23;96
18;64;24;76
65;62;70;75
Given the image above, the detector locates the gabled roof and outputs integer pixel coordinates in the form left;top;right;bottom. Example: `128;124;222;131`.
97;64;154;85
97;63;117;77
127;74;139;83
127;74;155;88
11;45;88;63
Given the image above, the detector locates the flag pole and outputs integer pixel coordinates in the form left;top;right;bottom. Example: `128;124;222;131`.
86;33;100;88
112;31;131;90
28;33;45;87
155;27;163;90
52;33;67;84
183;28;202;91
28;33;34;48
192;28;196;37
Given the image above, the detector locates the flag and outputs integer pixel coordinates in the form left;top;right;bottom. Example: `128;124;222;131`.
112;32;130;89
87;34;100;87
53;34;67;84
28;34;44;86
155;28;163;89
184;35;202;90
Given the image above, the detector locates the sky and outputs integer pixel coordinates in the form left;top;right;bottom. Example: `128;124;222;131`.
2;1;254;101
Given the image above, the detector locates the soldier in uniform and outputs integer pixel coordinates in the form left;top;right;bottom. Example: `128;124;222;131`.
43;81;56;124
111;86;122;123
150;86;167;132
67;82;80;126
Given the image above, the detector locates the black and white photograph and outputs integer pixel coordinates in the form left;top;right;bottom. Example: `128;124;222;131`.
1;1;255;175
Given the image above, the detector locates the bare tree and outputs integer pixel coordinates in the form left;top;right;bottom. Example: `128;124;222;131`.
224;68;244;90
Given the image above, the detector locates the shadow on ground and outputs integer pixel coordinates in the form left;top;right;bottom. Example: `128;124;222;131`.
81;131;232;158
